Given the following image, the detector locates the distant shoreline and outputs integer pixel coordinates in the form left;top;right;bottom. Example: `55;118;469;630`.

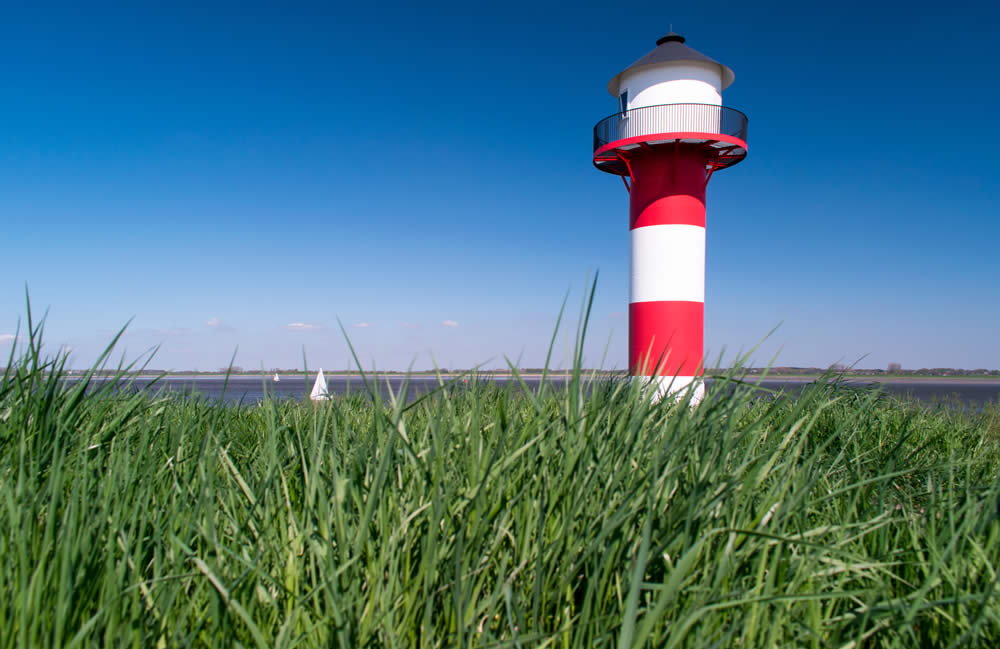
738;375;1000;385
71;372;1000;385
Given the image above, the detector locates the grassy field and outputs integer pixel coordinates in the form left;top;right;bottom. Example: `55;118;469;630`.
2;318;1000;647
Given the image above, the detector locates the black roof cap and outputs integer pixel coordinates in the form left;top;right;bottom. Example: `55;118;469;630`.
656;32;686;45
607;32;735;96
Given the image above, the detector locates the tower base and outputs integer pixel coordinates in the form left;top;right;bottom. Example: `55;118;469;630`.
637;375;705;404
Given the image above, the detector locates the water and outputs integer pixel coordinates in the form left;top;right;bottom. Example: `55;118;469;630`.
79;374;1000;410
742;379;1000;410
91;375;535;404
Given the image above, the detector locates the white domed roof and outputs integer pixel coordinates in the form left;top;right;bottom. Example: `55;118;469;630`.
607;33;735;97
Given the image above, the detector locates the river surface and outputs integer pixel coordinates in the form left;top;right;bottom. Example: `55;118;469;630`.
77;375;1000;410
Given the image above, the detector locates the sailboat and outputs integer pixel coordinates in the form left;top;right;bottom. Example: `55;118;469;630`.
310;368;330;401
273;372;280;382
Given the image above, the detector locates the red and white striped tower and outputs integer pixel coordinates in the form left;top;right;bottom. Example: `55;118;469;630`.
593;32;748;401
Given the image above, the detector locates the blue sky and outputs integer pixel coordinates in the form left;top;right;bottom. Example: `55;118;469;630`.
2;0;998;371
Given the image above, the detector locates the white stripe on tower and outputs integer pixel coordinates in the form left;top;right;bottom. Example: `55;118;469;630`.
630;225;705;303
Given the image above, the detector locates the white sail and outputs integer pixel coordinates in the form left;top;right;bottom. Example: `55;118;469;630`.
273;373;280;382
310;368;329;401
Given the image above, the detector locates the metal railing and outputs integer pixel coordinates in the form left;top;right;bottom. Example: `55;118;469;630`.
593;103;748;152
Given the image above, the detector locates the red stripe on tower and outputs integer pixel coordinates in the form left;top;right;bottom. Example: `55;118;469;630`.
628;301;703;376
628;148;707;229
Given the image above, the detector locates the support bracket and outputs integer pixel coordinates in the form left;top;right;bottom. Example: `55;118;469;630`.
617;153;635;193
704;166;716;190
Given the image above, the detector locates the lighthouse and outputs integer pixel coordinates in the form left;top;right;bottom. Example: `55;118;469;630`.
593;32;748;401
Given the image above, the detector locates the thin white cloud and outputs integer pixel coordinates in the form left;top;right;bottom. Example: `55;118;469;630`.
0;334;14;343
353;322;371;328
441;320;459;328
204;317;235;333
286;322;322;331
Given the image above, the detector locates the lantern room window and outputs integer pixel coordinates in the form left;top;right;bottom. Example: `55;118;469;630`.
619;90;628;117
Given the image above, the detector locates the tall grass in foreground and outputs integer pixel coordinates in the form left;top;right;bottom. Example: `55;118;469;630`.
1;318;999;647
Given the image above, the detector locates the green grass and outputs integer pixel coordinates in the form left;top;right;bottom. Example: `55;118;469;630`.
2;308;999;648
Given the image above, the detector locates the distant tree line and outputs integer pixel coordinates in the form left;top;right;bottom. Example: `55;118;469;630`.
740;366;1000;377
